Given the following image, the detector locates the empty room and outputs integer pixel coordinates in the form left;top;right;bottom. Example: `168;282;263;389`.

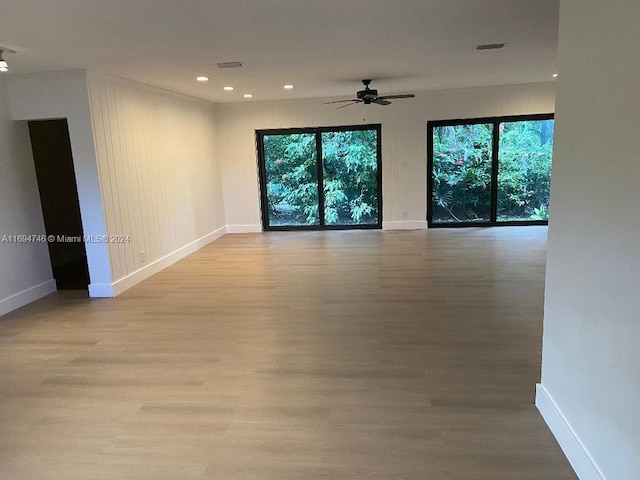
0;1;638;479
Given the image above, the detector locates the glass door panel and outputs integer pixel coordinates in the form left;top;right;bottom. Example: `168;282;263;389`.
262;133;319;227
431;123;493;224
321;129;379;226
497;119;554;222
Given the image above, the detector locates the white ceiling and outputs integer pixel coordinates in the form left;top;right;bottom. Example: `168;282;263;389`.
0;0;559;104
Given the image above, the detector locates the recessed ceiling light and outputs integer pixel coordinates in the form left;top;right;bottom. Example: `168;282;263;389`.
476;43;507;50
223;86;234;91
284;84;294;90
552;73;559;78
196;76;209;82
243;94;253;98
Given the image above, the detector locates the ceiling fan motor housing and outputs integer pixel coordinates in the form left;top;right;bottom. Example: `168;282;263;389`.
357;88;378;100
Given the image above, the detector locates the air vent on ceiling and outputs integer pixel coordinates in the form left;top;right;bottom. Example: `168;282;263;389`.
216;61;246;69
476;43;507;50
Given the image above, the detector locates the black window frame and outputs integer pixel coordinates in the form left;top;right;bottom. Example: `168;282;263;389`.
257;124;383;231
427;113;554;228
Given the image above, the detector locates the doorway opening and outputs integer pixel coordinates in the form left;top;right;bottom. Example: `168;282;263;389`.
28;119;89;290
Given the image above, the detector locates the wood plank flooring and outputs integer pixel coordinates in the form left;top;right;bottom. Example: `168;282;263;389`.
0;227;576;479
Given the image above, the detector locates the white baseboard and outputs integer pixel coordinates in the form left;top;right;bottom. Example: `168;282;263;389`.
88;283;115;298
536;383;606;480
382;220;428;230
0;279;57;317
226;224;262;233
89;226;227;298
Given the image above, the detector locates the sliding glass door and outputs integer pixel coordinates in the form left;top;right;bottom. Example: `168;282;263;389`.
430;122;494;223
258;125;382;230
428;114;554;227
321;129;379;226
261;132;319;226
497;119;554;222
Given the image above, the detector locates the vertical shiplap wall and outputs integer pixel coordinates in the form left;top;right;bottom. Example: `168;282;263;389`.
216;83;556;230
87;73;225;284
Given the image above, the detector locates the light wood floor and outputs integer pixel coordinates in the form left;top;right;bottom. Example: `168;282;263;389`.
0;227;576;479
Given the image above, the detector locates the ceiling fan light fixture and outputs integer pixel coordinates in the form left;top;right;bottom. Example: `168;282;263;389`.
325;79;416;109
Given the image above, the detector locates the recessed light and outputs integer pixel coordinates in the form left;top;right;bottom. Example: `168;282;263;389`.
243;94;253;98
196;76;209;82
284;84;294;90
552;73;559;78
223;86;234;91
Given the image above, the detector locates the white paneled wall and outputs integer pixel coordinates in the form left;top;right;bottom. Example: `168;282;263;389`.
87;73;225;287
216;83;556;230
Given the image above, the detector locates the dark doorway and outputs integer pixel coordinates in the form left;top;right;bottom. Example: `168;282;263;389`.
29;119;89;290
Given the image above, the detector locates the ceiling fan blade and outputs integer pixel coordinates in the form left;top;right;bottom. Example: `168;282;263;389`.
377;94;416;100
336;100;363;109
324;99;359;104
372;98;391;106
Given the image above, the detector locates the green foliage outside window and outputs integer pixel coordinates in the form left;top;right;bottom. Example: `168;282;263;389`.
431;119;553;223
432;123;493;222
321;130;378;225
262;129;378;226
497;120;553;221
264;133;319;226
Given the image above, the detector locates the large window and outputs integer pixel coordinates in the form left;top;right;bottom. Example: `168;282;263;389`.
428;114;554;227
257;125;382;230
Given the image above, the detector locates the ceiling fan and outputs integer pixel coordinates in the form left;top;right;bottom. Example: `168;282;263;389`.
325;79;416;109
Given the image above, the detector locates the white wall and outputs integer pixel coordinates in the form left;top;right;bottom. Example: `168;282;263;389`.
8;70;113;296
536;1;640;479
216;83;556;231
0;79;56;316
86;73;226;294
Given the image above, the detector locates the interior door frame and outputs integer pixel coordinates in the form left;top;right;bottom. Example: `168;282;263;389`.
256;124;383;231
